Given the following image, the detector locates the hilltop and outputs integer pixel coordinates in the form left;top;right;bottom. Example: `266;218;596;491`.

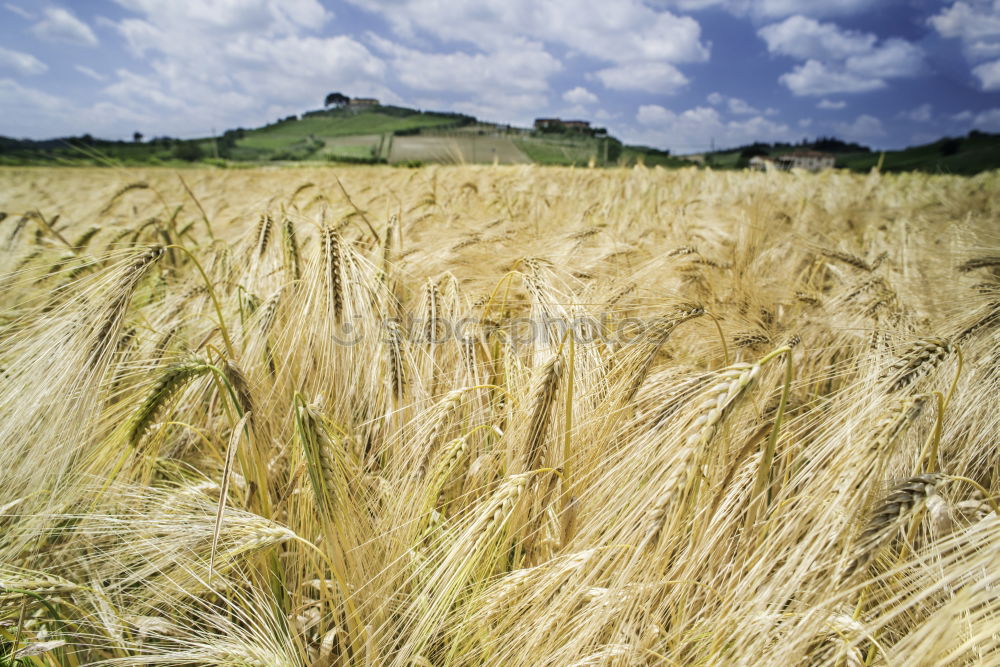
0;102;683;169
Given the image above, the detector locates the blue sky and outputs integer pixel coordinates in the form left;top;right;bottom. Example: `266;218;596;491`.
1;0;1000;153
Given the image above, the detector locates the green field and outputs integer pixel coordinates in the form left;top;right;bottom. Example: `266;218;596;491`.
514;136;688;168
514;136;601;165
701;151;743;169
238;111;459;147
834;132;1000;174
698;131;1000;174
620;146;690;168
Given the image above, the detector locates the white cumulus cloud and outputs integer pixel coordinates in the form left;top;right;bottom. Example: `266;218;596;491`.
929;1;1000;90
368;34;559;95
655;0;881;19
704;92;762;114
562;86;598;105
971;107;1000;130
834;114;886;141
0;78;144;139
347;0;708;101
595;61;688;93
781;60;885;95
89;0;393;137
727;97;760;114
637;104;676;126
74;65;107;82
972;58;1000;89
759;15;875;60
929;1;1000;45
899;103;932;122
745;0;881;18
31;7;98;46
817;99;846;109
0;77;63;111
348;0;708;65
4;2;32;19
761;16;923;95
950;107;1000;130
633;102;794;153
366;33;561;125
0;46;47;76
845;38;923;78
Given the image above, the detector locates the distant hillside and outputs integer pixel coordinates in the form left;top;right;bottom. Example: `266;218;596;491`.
227;105;477;162
0;102;682;169
0;105;476;166
700;131;1000;174
4;103;997;173
835;131;1000;174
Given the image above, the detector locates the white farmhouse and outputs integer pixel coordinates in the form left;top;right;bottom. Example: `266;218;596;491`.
774;150;835;171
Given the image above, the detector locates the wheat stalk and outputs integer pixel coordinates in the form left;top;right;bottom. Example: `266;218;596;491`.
254;214;272;258
128;358;211;445
958;256;1000;272
522;354;564;472
821;248;873;271
281;217;301;280
621;305;704;403
880;338;951;392
844;473;945;579
643;361;761;547
322;226;343;322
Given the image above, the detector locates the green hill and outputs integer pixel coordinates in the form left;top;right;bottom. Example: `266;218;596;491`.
0;103;678;168
0;105;478;166
225;106;475;162
5;103;996;172
697;131;1000;174
834;131;1000;174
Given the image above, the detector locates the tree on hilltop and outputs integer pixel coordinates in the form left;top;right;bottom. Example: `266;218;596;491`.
325;92;349;108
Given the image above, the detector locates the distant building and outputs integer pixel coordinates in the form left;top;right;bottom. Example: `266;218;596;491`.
534;118;562;131
534;118;593;133
349;97;379;108
749;156;774;171
774;150;835;171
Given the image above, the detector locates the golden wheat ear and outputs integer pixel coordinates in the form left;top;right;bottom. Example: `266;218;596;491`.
2;165;998;666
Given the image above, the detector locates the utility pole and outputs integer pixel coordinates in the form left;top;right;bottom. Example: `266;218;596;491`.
211;127;219;159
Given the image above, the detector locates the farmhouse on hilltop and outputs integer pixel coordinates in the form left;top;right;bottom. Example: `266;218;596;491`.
534;118;590;132
532;118;609;138
349;97;379;108
562;120;591;131
750;151;835;172
776;150;835;171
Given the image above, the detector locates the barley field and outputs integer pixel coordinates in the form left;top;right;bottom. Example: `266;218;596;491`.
0;164;998;666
